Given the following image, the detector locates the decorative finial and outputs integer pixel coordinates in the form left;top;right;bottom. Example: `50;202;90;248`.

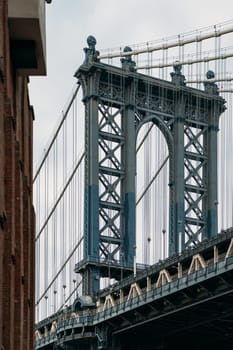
206;70;215;79
170;61;185;86
83;35;99;65
173;61;182;75
204;70;218;95
87;35;97;49
121;46;136;72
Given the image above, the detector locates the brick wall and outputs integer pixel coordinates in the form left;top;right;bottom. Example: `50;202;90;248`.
0;1;35;349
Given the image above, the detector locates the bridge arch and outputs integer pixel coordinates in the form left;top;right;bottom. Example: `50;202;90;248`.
136;113;173;153
136;114;172;264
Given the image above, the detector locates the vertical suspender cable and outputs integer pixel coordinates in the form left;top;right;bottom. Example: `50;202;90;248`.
44;155;48;318
36;174;40;321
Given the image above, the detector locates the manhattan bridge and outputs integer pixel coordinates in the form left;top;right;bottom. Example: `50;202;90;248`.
34;20;233;349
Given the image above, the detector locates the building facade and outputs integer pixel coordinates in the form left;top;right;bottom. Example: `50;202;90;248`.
0;1;46;349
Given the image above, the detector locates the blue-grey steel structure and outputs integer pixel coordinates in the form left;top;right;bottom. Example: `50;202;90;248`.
35;36;233;350
74;37;225;296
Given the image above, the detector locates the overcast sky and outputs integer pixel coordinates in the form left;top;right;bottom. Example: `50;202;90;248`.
29;0;233;167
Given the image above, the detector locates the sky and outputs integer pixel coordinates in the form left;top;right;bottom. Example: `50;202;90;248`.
29;0;233;167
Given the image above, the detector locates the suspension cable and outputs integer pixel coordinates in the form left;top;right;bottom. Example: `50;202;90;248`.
36;237;83;305
136;155;169;205
36;151;85;241
99;23;233;60
136;49;233;71
33;83;81;183
57;280;82;311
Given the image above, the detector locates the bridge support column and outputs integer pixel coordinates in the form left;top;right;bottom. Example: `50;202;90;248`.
203;75;225;239
170;94;185;255
206;103;221;237
82;69;101;295
122;79;137;267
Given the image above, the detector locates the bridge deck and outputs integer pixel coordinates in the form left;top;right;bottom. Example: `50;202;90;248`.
36;228;233;349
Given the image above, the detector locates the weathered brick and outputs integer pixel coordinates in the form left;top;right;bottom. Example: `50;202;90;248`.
0;1;35;349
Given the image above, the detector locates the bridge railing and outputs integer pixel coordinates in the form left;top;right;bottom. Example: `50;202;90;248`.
36;254;233;348
35;227;233;348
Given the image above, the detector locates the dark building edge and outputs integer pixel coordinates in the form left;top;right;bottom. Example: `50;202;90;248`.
0;1;45;349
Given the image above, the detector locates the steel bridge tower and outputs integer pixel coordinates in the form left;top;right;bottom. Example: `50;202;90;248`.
74;36;225;296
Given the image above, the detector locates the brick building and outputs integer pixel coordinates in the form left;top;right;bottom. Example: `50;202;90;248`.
0;1;47;349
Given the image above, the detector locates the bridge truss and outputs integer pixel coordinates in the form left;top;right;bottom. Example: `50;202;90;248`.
34;19;233;322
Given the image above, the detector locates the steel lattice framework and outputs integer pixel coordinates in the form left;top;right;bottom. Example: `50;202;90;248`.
74;37;225;295
33;20;233;324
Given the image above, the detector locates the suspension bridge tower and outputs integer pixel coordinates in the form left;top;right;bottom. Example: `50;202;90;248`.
74;36;226;297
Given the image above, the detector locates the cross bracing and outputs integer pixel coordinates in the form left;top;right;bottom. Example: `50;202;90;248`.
34;20;233;322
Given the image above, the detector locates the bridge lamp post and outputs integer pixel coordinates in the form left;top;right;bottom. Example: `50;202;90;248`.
162;229;166;260
134;245;137;277
147;237;151;265
44;295;48;318
63;285;66;307
120;252;124;281
178;220;183;255
53;290;57;313
108;253;111;286
73;279;77;301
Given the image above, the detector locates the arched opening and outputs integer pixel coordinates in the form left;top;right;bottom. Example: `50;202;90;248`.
136;119;170;265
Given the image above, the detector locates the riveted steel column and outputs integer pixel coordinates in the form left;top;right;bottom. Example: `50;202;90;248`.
203;74;226;238
83;69;101;295
74;36;103;295
122;78;136;267
206;102;220;237
170;93;185;255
